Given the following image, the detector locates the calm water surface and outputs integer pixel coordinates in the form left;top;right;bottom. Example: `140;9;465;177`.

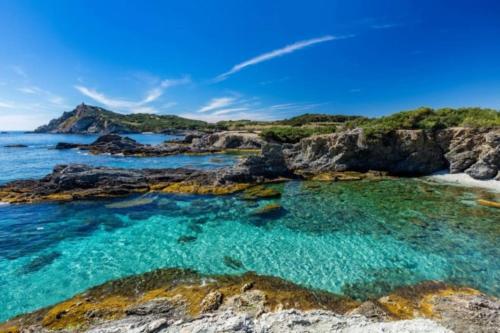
0;178;498;321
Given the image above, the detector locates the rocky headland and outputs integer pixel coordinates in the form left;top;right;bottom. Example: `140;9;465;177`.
0;268;498;333
34;103;207;134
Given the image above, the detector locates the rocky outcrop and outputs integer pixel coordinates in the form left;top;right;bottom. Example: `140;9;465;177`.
190;131;264;150
1;268;497;333
0;144;289;203
56;134;190;156
55;132;263;156
285;127;499;180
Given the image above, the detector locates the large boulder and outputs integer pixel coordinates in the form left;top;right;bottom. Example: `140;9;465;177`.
191;131;264;150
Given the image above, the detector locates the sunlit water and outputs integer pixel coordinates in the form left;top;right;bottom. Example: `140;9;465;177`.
0;178;498;321
0;132;239;184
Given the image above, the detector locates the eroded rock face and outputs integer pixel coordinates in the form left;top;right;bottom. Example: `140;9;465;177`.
284;127;500;180
191;131;265;150
285;128;446;176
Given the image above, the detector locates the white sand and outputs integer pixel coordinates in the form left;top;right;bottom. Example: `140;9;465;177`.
425;171;500;193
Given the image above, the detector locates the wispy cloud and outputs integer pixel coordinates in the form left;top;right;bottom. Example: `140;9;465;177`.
180;110;275;123
75;77;189;113
215;35;352;81
192;94;325;123
198;97;236;112
212;107;249;116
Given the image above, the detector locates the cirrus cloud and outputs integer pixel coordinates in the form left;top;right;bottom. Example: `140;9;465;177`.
215;35;353;81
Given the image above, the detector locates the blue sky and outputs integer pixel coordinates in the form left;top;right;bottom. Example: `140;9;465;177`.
0;0;500;129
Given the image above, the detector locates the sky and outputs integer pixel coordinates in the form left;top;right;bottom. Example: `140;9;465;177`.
0;0;500;130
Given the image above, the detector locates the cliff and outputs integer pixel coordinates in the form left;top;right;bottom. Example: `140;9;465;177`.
34;103;207;134
285;127;500;180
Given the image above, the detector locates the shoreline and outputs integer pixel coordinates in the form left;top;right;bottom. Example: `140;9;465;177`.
425;171;500;193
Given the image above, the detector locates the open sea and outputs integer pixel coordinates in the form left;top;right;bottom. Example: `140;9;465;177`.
0;132;498;321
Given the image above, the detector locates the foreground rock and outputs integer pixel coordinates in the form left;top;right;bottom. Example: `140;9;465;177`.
285;127;499;180
55;132;263;156
0;268;497;333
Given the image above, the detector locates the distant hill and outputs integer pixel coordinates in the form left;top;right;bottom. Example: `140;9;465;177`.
34;103;207;134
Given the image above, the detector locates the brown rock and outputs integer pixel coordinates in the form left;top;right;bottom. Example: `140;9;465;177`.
200;291;223;313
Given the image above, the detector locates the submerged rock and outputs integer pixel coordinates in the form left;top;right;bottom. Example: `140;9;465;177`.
477;199;500;208
20;251;61;274
177;235;197;243
4;144;28;148
223;256;244;270
251;203;284;218
241;185;281;200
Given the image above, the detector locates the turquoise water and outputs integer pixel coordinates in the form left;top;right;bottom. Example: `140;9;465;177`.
0;179;498;321
0;132;239;184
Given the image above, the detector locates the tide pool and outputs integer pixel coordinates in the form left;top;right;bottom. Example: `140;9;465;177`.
0;179;498;321
0;132;239;183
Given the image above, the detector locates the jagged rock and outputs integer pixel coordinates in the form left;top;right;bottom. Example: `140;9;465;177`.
191;131;264;149
285;128;447;176
428;293;500;333
347;301;393;321
55;142;81;149
200;291;223;313
465;161;498;180
285;127;500;180
0;164;199;203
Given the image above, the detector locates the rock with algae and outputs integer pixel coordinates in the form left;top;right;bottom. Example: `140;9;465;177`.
1;269;498;333
241;185;281;200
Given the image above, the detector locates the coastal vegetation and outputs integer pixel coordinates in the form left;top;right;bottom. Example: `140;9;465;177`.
346;107;500;137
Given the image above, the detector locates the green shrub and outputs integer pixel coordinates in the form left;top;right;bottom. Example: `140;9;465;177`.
260;126;336;143
346;107;500;137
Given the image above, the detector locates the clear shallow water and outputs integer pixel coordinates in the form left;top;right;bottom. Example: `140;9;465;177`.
0;132;239;183
0;179;498;321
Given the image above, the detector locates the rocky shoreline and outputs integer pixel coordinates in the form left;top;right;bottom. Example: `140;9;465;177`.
0;268;498;333
55;132;264;157
0;142;291;203
1;126;498;204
